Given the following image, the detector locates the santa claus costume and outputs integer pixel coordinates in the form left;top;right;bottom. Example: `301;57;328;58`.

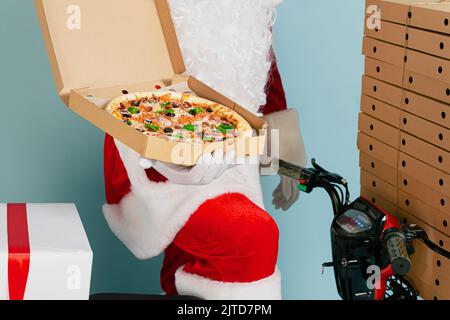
102;0;306;300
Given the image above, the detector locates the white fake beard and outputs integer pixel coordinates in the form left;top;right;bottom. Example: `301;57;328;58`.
168;0;278;115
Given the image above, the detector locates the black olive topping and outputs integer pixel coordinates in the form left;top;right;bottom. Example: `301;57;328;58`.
207;108;213;113
164;127;174;133
121;113;132;118
132;100;141;107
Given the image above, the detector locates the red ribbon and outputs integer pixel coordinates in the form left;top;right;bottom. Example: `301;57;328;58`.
6;203;30;300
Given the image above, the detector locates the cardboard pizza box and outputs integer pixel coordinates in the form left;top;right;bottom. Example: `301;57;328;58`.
398;210;450;300
358;131;399;167
361;169;450;235
360;149;450;197
364;57;450;105
363;37;449;84
359;110;450;152
361;95;401;128
358;112;399;148
358;130;450;194
361;169;398;204
361;187;398;216
407;275;450;300
358;113;450;174
361;75;447;128
398;191;449;236
362;187;449;248
360;154;449;225
34;0;267;166
361;76;450;129
360;152;397;186
365;0;450;35
364;19;450;60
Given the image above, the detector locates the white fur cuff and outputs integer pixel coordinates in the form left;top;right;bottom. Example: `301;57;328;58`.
175;266;282;300
263;108;307;168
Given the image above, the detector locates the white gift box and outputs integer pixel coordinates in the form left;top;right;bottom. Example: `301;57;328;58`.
0;203;93;300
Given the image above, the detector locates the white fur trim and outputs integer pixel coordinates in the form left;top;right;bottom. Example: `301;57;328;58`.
175;266;282;300
168;0;277;115
262;109;307;173
103;144;264;259
263;0;284;7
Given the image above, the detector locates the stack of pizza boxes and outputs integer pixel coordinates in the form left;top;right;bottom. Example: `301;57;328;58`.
359;0;450;299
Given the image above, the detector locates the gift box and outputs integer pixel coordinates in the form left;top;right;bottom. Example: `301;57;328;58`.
0;203;92;300
34;0;267;166
359;0;450;300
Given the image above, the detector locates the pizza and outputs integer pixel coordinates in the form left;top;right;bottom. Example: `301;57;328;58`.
106;91;253;143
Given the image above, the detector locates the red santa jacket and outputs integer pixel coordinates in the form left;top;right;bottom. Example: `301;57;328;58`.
104;57;287;205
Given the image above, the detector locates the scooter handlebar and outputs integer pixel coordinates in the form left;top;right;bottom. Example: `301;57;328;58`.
384;230;412;276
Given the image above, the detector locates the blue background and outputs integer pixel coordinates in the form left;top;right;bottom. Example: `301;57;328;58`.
0;0;364;299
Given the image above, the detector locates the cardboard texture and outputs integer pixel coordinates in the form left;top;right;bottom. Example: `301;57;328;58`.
358;114;450;174
35;0;267;165
360;156;449;234
361;169;398;204
361;187;398;215
365;0;450;35
362;76;450;129
364;18;450;59
359;110;450;152
362;187;449;243
364;57;450;104
363;36;450;83
360;146;450;196
358;132;399;168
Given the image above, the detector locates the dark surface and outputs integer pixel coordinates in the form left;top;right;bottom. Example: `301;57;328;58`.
90;293;201;301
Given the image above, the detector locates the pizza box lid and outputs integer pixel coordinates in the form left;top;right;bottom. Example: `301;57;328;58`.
365;0;450;34
34;0;185;105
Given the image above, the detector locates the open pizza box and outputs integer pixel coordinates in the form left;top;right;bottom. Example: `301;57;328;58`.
34;0;267;166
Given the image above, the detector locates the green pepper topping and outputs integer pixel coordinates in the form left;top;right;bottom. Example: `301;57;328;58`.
183;124;196;132
127;107;140;114
217;124;234;134
126;120;133;126
164;109;176;116
161;101;171;108
203;136;215;142
145;124;160;132
189;107;205;116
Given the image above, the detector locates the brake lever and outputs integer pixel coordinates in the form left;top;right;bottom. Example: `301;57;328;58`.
312;160;347;188
403;225;450;260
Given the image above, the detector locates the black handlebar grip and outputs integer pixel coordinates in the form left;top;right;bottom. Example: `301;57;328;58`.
384;231;412;275
278;160;303;180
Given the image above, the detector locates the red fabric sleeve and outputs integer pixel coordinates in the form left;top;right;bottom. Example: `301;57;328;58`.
104;134;167;205
258;52;287;115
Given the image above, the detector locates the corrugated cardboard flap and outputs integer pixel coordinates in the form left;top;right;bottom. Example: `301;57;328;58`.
35;0;185;105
